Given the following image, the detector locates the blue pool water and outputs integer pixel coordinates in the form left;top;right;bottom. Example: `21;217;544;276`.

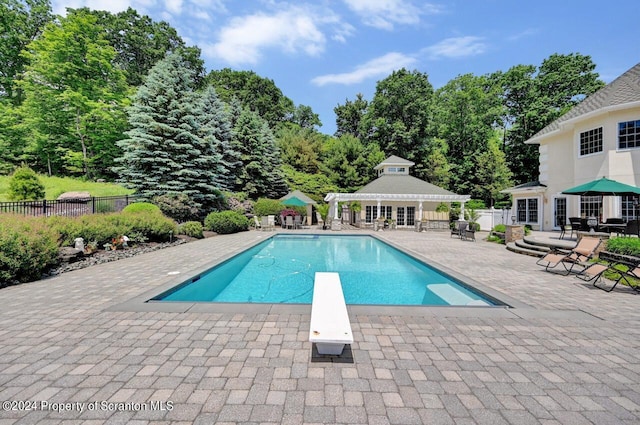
154;235;498;306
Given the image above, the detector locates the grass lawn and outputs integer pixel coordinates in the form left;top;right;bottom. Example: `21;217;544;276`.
0;175;134;202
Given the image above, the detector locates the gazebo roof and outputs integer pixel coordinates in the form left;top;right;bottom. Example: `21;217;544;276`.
373;155;415;170
280;190;317;205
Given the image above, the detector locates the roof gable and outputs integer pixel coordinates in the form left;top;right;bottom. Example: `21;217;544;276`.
528;62;640;142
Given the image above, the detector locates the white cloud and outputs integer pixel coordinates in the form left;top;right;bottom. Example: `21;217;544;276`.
205;5;350;65
343;0;440;30
165;0;183;15
311;52;417;86
422;36;487;59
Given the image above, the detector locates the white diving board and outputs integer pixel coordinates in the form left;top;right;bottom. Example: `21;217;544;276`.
309;272;354;355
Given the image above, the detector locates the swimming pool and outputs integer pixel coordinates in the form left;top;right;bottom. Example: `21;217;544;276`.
153;234;501;306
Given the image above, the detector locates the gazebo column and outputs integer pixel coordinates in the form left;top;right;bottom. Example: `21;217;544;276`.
459;200;466;221
333;199;340;220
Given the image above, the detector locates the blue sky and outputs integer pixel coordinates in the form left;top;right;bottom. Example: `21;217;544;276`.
53;1;639;135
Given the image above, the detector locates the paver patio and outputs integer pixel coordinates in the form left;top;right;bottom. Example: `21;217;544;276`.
0;229;639;424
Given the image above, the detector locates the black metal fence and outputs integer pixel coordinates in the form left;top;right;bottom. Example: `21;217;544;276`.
0;194;142;218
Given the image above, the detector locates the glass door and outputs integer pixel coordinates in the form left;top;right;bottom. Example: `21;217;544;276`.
397;207;405;226
554;197;567;229
407;207;415;226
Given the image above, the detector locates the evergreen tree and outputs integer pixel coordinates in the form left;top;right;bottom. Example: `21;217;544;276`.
232;108;288;198
114;52;223;212
194;86;239;191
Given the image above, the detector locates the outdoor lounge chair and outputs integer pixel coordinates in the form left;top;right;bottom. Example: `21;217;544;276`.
577;261;640;292
536;237;601;275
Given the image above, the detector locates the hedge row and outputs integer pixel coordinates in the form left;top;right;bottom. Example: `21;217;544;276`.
0;210;178;286
49;209;177;247
0;215;59;285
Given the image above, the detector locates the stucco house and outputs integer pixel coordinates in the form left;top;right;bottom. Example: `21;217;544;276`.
503;62;640;231
324;155;470;229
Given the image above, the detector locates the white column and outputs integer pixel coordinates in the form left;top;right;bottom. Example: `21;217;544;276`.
459;201;466;221
333;200;339;220
377;200;381;219
418;201;423;221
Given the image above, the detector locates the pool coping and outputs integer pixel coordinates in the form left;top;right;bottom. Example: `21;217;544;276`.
106;232;599;322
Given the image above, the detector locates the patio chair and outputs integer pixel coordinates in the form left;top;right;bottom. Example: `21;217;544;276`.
558;218;574;240
285;215;294;229
254;216;262;230
261;216;273;231
536;236;602;275
293;215;302;229
568;217;584;232
450;221;467;239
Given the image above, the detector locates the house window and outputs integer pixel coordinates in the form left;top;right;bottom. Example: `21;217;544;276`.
619;120;640;149
580;196;602;219
621;195;638;221
579;127;602;156
365;205;392;223
516;198;538;223
387;167;406;173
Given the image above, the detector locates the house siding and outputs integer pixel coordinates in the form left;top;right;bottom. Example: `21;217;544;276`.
533;104;640;230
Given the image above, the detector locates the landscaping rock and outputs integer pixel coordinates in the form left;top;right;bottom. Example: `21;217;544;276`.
47;239;188;276
58;247;83;263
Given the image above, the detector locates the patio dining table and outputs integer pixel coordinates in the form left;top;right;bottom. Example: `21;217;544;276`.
598;222;627;236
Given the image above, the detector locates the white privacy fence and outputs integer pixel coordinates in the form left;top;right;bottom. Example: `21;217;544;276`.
473;207;514;231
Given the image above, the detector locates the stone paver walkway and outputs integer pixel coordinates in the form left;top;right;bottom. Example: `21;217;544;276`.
1;229;639;424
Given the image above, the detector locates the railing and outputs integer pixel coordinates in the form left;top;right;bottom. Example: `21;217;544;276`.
0;194;142;218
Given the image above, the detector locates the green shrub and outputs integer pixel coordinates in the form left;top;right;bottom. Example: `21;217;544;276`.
466;199;487;210
153;193;200;222
253;198;285;217
122;202;161;214
486;235;505;244
49;211;177;246
179;221;204;239
435;203;449;212
0;215;59;284
492;224;506;233
122;212;177;242
7;166;45;201
605;237;640;256
204;211;249;234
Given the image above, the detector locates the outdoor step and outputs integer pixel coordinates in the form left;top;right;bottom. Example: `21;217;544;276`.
514;239;550;253
523;234;576;251
506;242;545;258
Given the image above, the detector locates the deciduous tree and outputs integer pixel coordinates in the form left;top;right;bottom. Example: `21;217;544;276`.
19;10;129;178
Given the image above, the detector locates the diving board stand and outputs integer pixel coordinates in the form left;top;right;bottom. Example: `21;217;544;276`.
309;272;353;355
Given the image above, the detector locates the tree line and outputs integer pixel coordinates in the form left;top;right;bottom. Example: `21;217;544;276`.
0;0;605;208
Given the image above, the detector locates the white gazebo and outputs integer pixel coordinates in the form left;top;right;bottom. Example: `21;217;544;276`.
324;156;470;229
